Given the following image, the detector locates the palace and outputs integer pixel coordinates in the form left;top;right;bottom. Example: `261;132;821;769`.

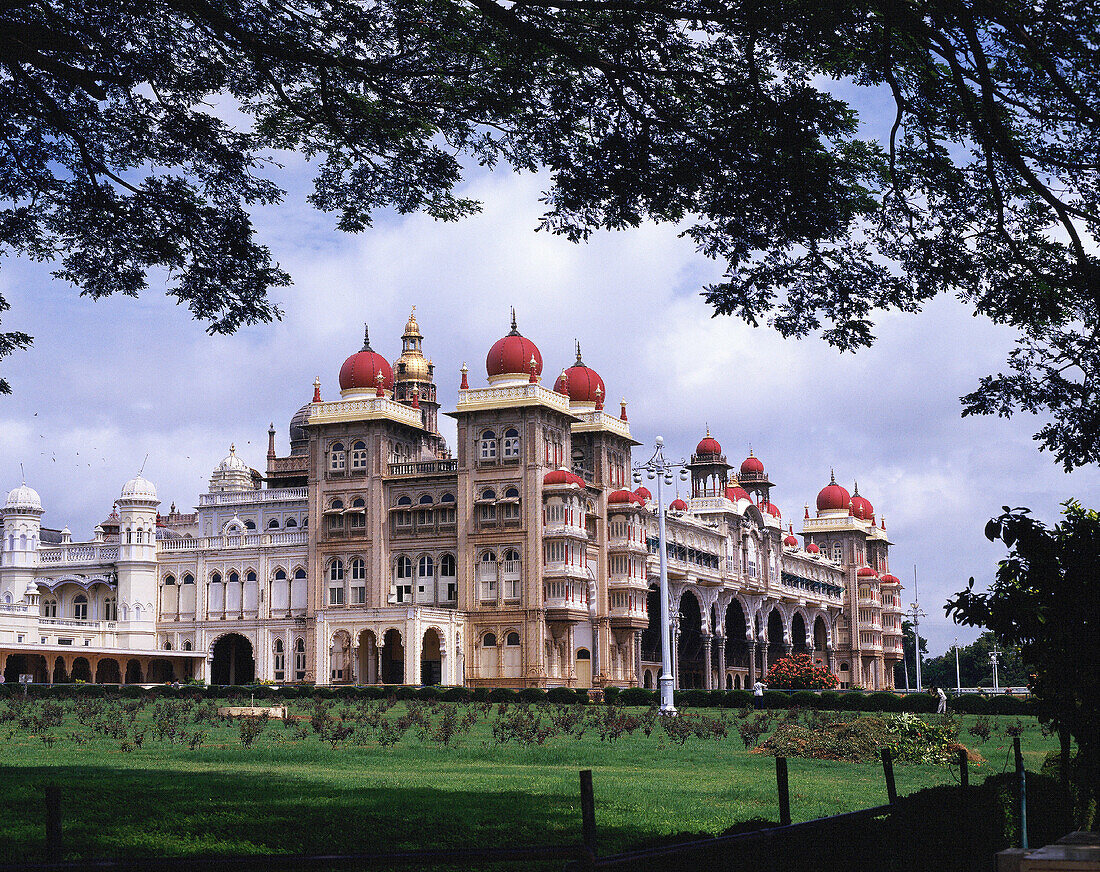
0;310;905;690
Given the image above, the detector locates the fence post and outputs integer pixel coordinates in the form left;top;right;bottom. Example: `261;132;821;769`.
44;783;61;864
958;747;969;789
1013;737;1028;850
775;756;791;826
579;769;597;862
881;748;897;805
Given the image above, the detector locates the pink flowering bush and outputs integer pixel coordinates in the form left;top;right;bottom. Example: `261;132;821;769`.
764;653;839;690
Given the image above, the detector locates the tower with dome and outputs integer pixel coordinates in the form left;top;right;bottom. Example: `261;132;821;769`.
0;307;902;689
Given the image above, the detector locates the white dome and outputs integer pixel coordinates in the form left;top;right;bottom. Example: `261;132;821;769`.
5;483;42;513
216;444;249;473
120;475;158;501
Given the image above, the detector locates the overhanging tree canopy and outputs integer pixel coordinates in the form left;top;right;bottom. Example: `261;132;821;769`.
2;0;1098;466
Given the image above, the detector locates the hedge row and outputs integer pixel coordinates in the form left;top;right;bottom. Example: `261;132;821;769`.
0;682;1036;714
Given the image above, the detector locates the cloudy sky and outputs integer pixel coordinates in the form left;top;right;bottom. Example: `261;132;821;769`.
2;125;1098;666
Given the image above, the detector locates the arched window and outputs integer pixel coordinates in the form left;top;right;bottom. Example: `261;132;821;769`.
330;442;346;472
164;574;176;586
440;553;457;602
244;520;256;530
502;486;521;521
228;570;240;585
103;596;116;621
183;640;192;651
478;550;497;601
833;542;843;563
394;555;413;603
440;492;455;503
418;555;434;577
268;518;280;528
350;557;366;604
331;498;344;510
397;495;412;506
211;571;222;585
273;638;285;681
274;568;287;581
73;594;88;620
294;568;306;581
418;494;433;505
351;440;367;470
479;430;497;461
501;548;521;598
246;569;256;583
506;631;521;646
349;497;366;530
438;492;457;526
294;637;307;680
479;489;497;524
503;427;520;459
482;632;497;647
42;596;58;618
285;517;298;528
327;559;344;606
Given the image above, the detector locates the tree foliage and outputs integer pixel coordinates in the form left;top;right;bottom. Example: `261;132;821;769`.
947;502;1100;818
1;0;1099;451
916;630;1028;690
764;653;839;690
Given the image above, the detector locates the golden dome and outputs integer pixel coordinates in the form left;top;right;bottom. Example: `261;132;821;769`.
394;352;432;382
403;306;422;339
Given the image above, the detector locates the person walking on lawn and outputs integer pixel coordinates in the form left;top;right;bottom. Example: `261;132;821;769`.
753;679;767;709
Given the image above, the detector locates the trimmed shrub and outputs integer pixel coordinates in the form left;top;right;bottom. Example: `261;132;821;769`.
789;690;819;709
900;693;936;713
723;689;753;708
762;690;789;710
817;690;841;710
617;687;656;707
517;687;547;703
989;695;1029;715
837;691;867;711
471;687;490;702
867;692;904;712
440;686;472;703
415;686;442;701
602;686;621;704
676;689;712;708
487;687;517;703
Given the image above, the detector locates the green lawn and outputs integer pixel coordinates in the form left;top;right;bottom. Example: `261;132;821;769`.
0;698;1056;863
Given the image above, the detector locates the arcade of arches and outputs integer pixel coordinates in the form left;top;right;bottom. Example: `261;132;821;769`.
1;650;189;685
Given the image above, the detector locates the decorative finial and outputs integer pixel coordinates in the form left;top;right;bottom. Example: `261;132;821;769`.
313;378;322;403
269;422;275;433
558;367;569;392
362;324;372;351
749;445;754;456
19;462;24;485
460;362;469;391
509;307;518;335
829;468;836;484
230;443;235;454
375;370;385;397
411;388;420;409
594;384;603;411
706;422;710;437
620;398;628;421
853;480;859;495
575;340;583;365
529;356;538;383
138;453;149;476
804;504;810;519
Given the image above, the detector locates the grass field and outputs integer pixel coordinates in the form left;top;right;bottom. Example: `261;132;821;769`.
0;696;1057;864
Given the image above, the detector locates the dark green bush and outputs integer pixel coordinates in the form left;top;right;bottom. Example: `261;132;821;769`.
393;686;419;700
817;691;841;710
762;690;789;710
900;693;936;713
517;687;546;703
545;686;579;704
866;692;903;712
676;689;712;708
440;686;472;703
487;687;517;703
602;686;621;704
617;687;656;707
723;689;753;708
988;695;1029;715
415;686;442;701
789;690;819;708
837;691;866;710
471;687;490;702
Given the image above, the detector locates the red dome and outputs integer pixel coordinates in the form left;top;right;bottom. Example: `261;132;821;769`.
850;485;874;521
339;326;394;392
816;471;851;512
543;469;586;488
806;542;820;554
856;565;877;578
725;485;751;503
608;489;644;506
487;313;542;379
764;502;781;518
696;434;722;456
880;573;900;585
554;344;605;404
635;486;652;501
783;527;799;547
740;451;764;475
669;498;688;511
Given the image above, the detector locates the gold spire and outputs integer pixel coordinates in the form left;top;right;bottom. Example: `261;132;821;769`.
403;306;421;339
395;306;430;382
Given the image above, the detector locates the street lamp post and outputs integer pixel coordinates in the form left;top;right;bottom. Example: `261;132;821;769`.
633;436;688;716
907;565;927;692
990;644;1001;692
954;638;962;695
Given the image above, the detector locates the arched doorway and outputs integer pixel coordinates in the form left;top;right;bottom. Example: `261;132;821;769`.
147;659;175;683
125;659;143;684
421;629;442;685
575;648;592;688
211;633;254;685
330;630;352;683
677;592;704;688
52;656;69;684
71;658;92;683
724;600;749;674
4;653;48;684
95;659;121;684
640;585;662;662
814;616;829;663
643;668;653;688
358;629;378;684
766;608;785;673
381;629;404;684
791;613;808;655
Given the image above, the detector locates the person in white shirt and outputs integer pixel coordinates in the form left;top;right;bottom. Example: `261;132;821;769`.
753;680;766;709
934;685;948;714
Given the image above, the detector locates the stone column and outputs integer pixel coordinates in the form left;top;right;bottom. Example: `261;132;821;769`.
634;630;643;686
702;635;713;690
826;646;836;675
760;642;769;677
716;635;726;690
671;622;680;690
747;640;757;687
781;642;793;660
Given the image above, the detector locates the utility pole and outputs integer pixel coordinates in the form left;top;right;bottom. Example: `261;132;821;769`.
990;644;1001;692
954;638;962;695
907;565;926;692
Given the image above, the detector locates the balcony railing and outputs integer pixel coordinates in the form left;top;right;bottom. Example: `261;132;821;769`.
388;460;459;477
158;531;307;552
39;545;119;564
198;487;307;506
